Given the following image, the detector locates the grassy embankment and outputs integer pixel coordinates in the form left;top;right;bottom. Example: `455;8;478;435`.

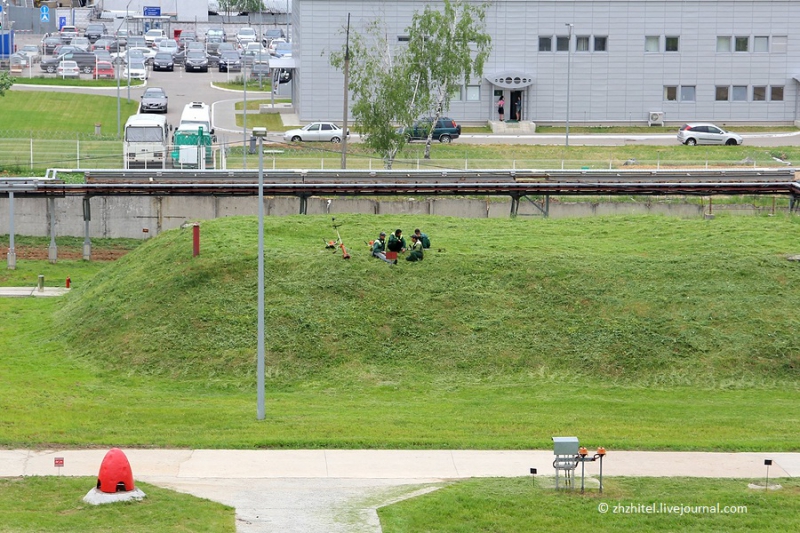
1;215;798;450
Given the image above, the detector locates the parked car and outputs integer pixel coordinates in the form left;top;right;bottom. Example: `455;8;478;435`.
236;27;258;46
41;51;99;74
123;60;148;81
114;29;129;48
261;28;286;48
84;23;108;43
206;27;226;42
42;36;62;55
205;35;224;56
157;39;179;56
91;38;121;53
18;45;41;64
250;62;270;81
56;60;80;78
283;122;349;144
272;42;292;58
152;51;175;71
400;117;461;143
140;87;169;113
217;51;242;72
70;37;91;51
59;25;79;43
127;35;146;49
93;61;115;79
184;50;209;72
178;31;197;50
267;38;286;55
677;123;743;146
93;49;113;63
144;29;166;47
126;46;157;64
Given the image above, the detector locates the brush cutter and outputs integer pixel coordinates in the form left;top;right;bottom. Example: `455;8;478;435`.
324;218;351;259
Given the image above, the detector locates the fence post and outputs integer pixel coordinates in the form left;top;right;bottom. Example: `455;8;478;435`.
77;137;80;170
30;138;33;170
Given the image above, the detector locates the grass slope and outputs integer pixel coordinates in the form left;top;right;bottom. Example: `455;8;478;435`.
0;477;234;532
1;215;798;450
379;477;800;533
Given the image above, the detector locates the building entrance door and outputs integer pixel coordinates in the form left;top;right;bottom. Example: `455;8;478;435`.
511;91;523;121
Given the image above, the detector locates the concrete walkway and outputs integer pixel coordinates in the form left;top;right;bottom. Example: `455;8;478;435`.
1;449;797;532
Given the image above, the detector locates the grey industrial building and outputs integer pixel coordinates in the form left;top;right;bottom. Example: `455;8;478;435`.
290;0;800;127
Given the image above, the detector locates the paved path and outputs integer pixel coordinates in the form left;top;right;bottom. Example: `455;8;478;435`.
1;449;797;532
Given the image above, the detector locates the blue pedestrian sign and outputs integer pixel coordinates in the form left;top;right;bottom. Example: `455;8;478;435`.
41;6;50;23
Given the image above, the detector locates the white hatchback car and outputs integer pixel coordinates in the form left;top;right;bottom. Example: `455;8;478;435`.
283;122;349;143
123;60;148;81
236;27;257;46
56;60;80;78
677;123;743;146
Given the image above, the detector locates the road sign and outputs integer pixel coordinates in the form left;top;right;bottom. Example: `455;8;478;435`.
143;6;161;17
41;13;50;23
54;457;64;467
40;5;49;15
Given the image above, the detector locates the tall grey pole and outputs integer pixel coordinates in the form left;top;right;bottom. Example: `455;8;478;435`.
7;191;15;270
565;23;573;147
340;14;350;169
243;64;247;168
256;133;265;420
126;4;131;102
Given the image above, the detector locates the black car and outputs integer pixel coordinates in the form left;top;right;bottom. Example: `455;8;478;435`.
178;31;197;50
41;51;100;74
184;50;209;72
84;23;108;43
42;36;62;55
217;51;241;72
401;117;462;143
152;51;175;71
91;38;121;53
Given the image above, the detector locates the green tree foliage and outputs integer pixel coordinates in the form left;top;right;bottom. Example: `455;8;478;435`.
0;72;13;97
406;0;492;158
331;20;425;169
233;0;265;13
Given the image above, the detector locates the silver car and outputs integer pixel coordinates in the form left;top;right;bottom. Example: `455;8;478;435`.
284;122;349;144
677;123;743;146
140;87;168;114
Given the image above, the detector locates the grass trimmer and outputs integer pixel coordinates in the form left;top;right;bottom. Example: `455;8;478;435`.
324;218;351;259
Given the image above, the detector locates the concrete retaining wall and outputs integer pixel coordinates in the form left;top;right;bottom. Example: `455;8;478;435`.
0;195;760;239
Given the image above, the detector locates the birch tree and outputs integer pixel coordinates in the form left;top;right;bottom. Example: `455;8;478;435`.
406;0;492;159
330;19;425;169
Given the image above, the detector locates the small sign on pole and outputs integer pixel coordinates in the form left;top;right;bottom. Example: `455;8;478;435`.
54;457;64;475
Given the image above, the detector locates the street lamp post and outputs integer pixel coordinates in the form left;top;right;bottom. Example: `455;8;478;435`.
565;23;573;147
252;126;267;420
126;2;132;102
243;59;248;168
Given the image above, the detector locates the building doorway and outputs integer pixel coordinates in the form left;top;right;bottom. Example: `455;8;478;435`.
510;91;523;122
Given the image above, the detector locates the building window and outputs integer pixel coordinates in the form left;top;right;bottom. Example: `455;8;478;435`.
772;36;787;53
645;36;659;52
539;36;552;52
754;36;769;52
465;85;481;101
450;86;463;101
556;36;569;52
732;86;747;101
734;37;749;52
664;86;678;101
715;86;729;101
665;36;679;52
397;35;410;42
593;36;607;52
753;86;766;101
576;36;590;52
680;86;696;102
771;86;784;101
716;37;731;52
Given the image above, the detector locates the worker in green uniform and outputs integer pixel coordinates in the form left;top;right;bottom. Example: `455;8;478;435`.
406;234;424;262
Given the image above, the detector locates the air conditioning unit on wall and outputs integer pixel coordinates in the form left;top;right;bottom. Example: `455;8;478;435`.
648;111;665;126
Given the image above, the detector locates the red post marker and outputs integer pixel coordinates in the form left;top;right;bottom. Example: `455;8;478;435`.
192;224;200;257
66;277;71;289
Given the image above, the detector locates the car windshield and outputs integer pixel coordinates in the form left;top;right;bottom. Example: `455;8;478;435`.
144;89;164;97
239;29;255;36
155;52;172;59
187;51;205;58
129;61;145;69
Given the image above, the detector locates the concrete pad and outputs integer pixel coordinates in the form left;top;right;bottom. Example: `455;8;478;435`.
0;450;32;477
584;451;791;478
0;287;70;297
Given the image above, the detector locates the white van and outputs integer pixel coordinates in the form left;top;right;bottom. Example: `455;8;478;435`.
179;101;213;134
123;114;169;169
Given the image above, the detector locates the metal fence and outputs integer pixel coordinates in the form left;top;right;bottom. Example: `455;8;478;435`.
0;136;795;173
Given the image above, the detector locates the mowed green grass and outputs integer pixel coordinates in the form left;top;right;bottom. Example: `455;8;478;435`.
1;214;798;450
0;477;234;532
0;90;138;135
379;477;800;533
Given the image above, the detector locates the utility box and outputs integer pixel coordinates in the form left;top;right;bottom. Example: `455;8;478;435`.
553;436;579;456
